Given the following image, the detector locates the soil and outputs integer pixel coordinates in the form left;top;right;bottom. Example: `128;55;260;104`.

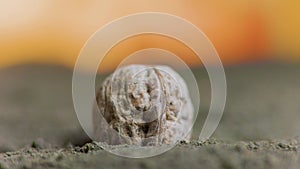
0;139;299;169
0;62;299;169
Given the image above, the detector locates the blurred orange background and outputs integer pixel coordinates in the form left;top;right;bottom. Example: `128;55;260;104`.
0;0;299;71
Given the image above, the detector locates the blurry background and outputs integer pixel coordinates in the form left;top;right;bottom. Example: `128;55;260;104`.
0;0;299;151
1;0;300;69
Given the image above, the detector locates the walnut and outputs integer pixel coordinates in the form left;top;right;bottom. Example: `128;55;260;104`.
93;65;194;146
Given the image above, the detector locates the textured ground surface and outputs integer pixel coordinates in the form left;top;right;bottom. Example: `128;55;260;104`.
0;139;299;169
0;63;299;168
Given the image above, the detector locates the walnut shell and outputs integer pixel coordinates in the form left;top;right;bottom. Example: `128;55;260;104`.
93;65;194;146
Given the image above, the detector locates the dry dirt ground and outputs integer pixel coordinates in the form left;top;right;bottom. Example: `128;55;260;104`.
0;63;299;168
0;139;299;169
